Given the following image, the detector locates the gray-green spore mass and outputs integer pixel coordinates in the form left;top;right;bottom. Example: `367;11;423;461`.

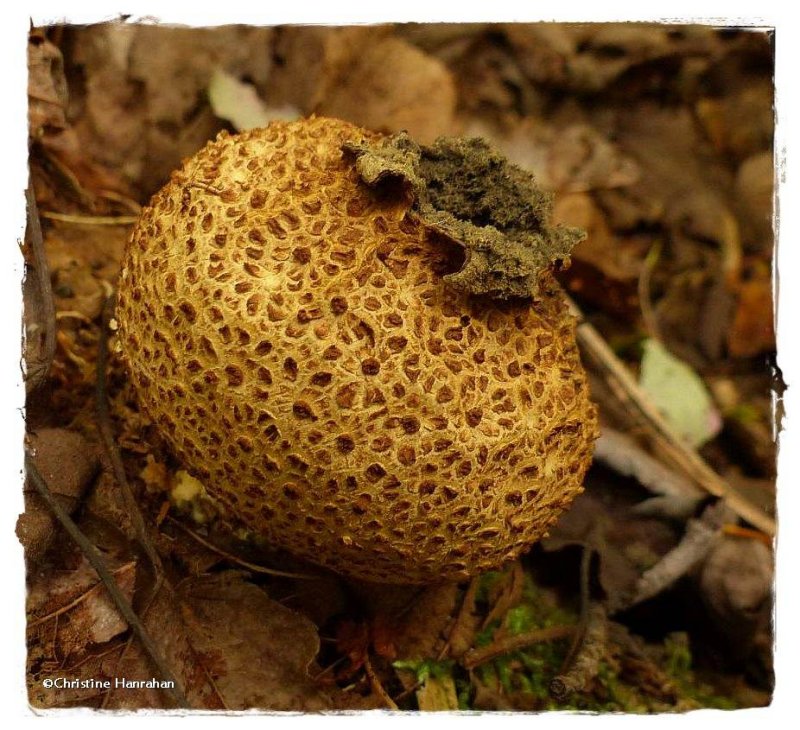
344;132;584;300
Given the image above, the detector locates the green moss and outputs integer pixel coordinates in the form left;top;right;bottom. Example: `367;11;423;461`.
661;633;738;711
392;658;454;685
505;604;538;635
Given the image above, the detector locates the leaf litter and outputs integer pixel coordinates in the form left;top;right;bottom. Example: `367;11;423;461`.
21;21;777;712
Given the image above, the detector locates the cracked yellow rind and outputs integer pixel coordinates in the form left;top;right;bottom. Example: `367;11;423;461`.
116;117;598;584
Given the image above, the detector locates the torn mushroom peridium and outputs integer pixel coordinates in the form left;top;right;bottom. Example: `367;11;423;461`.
344;132;584;300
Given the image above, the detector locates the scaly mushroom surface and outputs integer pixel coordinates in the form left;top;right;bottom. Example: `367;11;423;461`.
116;116;598;583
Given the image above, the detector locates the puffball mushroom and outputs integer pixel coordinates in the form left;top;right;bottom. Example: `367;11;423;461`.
116;116;598;584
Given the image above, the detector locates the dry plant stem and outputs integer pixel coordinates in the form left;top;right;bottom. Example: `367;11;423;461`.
559;544;593;672
444;576;481;660
722;523;773;547
166;517;321;581
312;655;348;682
566;294;775;537
391;682;422;705
481;560;524;630
37;145;95;208
25;186;57;393
549;603;608;701
24;456;190;709
96;188;143;214
637;240;663;341
364;654;399;710
461;625;576;670
96;294;164;581
40;211;138;226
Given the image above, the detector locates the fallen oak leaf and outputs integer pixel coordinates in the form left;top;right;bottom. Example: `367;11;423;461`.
106;571;333;710
177;571;333;711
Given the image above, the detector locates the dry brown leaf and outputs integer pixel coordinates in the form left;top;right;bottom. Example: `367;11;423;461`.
695;83;774;162
547;125;640;193
728;266;775;358
481;561;524;630
27;558;136;657
104;570;344;709
552;192;642;318
541;492;657;612
67;23;273;193
267;25;389;111
18;429;100;564
392;583;461;663
447;578;482;659
177;572;332;710
319;37;457;143
28;30;68;138
504;23;722;94
735;151;774;254
103;585;222;710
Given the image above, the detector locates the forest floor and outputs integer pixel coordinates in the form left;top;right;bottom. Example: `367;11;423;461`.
22;22;776;711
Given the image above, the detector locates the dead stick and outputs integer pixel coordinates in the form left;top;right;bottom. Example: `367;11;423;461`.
166;517;320;581
25;455;189;709
444;576;480;660
96;294;165;578
560;544;593;672
567;294;775;536
622;501;728;611
549;603;607;701
462;625;575;670
24;186;57;393
364;654;399;710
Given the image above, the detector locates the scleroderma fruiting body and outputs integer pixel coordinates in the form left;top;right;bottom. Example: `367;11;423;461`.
116;116;599;584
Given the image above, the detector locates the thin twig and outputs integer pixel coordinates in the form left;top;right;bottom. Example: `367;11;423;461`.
96;294;164;580
722;523;773;547
312;654;348;682
391;677;424;705
560;544;593;672
166;517;321;581
461;625;575;670
24;186;57;393
549;603;608;701
25;456;189;709
637;240;663;341
622;501;728;611
95;188;143;214
364;654;399;710
566;294;775;536
444;576;480;660
28;562;136;629
40;211;138;226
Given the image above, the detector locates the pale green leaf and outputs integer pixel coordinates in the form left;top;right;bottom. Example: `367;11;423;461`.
639;339;721;448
